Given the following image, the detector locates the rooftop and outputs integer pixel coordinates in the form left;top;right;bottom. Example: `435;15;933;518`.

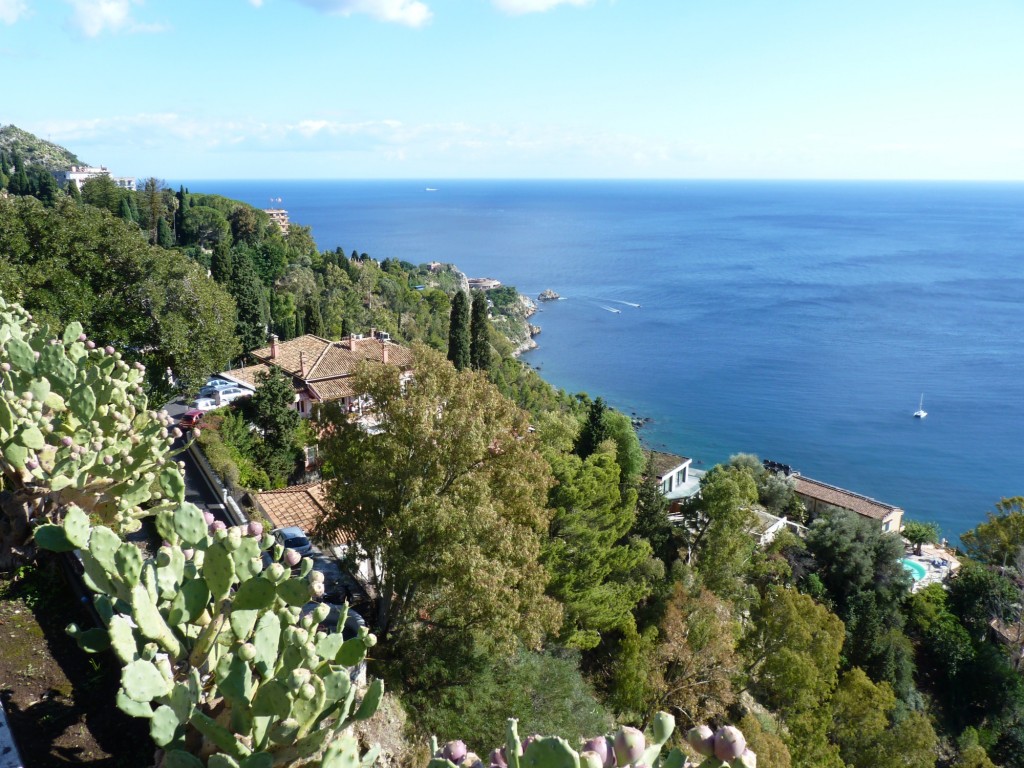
250;334;414;383
647;449;691;479
251;482;350;546
793;474;902;521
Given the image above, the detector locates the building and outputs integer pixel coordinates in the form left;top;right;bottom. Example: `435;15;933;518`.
220;331;414;418
55;165;136;191
647;449;701;510
792;474;904;533
264;208;290;235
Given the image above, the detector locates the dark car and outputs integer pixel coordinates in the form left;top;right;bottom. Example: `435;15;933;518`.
178;409;204;430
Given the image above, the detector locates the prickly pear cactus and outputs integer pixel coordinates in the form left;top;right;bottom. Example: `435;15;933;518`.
0;296;186;568
36;503;382;768
428;715;756;768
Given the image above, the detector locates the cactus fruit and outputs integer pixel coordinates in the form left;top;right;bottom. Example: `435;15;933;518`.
713;727;746;763
35;501;382;766
435;718;753;768
687;726;716;758
442;741;469;763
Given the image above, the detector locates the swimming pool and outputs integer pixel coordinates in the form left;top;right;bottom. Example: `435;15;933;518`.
901;558;928;582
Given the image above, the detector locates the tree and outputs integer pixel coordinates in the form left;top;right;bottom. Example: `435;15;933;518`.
681;462;758;597
960;496;1024;566
575;396;609;460
156;215;174;248
470;290;493;371
305;299;325;337
315;345;561;659
645;581;740;729
118;195;135;222
741;586;845;768
182;205;231;248
229;251;270;356
543;441;651;649
66;179;81;201
80;173;123;214
211;240;233;283
252;366;301;482
903;520;940;556
140;177;167;243
632;452;673;564
447;290;470;370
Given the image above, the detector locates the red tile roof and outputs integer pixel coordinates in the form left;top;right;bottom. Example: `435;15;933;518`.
252;482;351;546
793;475;902;521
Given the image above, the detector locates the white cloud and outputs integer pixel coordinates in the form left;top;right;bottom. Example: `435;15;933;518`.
64;0;164;36
291;0;431;27
492;0;592;15
0;0;27;25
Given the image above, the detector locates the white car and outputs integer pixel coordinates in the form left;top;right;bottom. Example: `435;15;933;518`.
199;379;235;398
189;397;219;412
216;387;252;405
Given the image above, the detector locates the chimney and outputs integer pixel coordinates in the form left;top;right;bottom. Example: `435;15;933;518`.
299;351;306;378
270;334;279;360
348;333;357;351
381;341;389;365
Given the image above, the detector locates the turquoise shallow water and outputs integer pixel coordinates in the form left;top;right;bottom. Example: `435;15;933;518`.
901;559;928;582
186;180;1024;542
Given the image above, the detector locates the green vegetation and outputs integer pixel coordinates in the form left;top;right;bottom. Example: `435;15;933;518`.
3;127;1024;768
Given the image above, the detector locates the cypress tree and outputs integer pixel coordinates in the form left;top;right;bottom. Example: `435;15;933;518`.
305;300;325;337
469;291;493;372
0;151;8;178
447;290;470;371
157;217;174;248
575;397;609;459
230;252;269;355
118;196;135;222
211;241;233;283
66;179;81;201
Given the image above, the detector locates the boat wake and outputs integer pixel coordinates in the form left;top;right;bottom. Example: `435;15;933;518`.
600;305;622;314
612;300;641;308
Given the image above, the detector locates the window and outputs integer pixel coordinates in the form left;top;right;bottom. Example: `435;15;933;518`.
675;468;687;485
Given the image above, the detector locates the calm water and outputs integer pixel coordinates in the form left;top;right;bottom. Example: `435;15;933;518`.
188;180;1024;541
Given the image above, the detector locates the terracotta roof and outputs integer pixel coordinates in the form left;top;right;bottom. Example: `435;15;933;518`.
242;334;414;404
221;364;272;389
252;482;351;546
793;475;902;521
647;449;691;480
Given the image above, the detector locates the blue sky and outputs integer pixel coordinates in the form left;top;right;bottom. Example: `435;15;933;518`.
3;0;1024;179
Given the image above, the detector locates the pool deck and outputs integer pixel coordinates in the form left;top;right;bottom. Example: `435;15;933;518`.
902;542;961;592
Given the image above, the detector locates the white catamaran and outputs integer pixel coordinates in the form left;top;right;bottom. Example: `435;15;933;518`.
914;394;927;419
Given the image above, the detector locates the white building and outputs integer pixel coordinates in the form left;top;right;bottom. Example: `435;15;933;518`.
55;166;136;192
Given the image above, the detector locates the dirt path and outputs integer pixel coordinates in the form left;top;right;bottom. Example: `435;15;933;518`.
0;560;152;767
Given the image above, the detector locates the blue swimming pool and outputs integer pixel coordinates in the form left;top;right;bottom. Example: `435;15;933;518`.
901;558;928;582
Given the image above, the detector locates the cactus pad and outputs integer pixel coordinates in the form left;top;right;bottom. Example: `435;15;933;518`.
63;505;91;548
32;523;74;552
122;658;171;702
150;704;182;747
173;503;208;545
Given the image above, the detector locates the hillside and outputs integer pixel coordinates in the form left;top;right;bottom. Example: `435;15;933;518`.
0;124;80;172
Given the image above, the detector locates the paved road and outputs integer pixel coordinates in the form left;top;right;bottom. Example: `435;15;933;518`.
164;396;233;525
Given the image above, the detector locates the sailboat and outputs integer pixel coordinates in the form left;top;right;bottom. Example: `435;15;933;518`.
914;394;927;419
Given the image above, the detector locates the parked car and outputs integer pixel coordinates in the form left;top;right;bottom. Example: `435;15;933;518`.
202;377;234;391
300;602;366;639
216;387;251;405
273;526;313;557
178;409;204;430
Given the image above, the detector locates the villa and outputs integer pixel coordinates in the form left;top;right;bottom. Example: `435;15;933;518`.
647;449;702;511
792;473;904;533
55;165;136;191
220;331;414;417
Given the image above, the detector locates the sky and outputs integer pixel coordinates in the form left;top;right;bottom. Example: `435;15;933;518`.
2;0;1024;180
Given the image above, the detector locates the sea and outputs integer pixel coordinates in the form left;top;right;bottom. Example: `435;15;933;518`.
184;179;1024;542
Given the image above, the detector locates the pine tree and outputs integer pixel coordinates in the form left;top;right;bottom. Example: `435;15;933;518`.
470;291;493;372
447;290;471;371
66;179;81;201
632;452;674;564
211;241;233;283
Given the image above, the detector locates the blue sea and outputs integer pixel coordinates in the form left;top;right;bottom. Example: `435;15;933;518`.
186;180;1024;542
